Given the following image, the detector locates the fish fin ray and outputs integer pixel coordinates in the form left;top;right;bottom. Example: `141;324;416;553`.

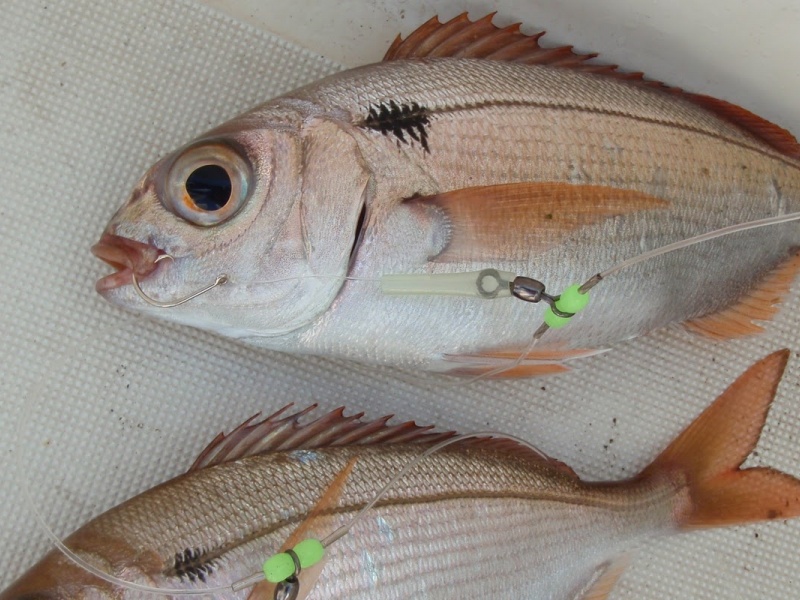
189;406;455;471
575;555;631;600
385;13;800;159
685;93;800;160
285;458;359;547
444;360;570;379
409;182;667;261
640;350;800;528
437;346;609;379
685;249;800;340
247;459;358;600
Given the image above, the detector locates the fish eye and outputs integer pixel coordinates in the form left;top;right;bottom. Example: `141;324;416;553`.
164;142;252;226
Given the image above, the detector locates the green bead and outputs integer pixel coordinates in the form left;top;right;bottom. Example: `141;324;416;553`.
555;284;589;314
544;307;571;329
263;552;295;583
294;538;325;568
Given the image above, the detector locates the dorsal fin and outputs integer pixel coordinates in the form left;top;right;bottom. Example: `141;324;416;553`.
189;405;453;471
189;405;574;476
384;13;800;160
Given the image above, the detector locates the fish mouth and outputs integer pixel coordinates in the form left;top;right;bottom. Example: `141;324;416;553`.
91;233;164;293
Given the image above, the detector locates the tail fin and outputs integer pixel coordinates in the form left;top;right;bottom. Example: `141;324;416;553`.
640;350;800;529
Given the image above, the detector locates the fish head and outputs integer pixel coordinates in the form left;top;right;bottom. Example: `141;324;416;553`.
0;547;135;600
92;104;370;340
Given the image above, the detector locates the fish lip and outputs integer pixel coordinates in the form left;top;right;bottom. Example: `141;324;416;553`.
91;233;163;293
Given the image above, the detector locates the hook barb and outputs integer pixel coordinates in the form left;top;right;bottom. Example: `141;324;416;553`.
131;254;228;308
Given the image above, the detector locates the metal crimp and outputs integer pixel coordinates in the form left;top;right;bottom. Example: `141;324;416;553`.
509;276;575;318
274;550;302;600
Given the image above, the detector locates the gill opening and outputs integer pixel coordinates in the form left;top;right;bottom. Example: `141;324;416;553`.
131;210;800;379
29;421;545;599
348;201;368;267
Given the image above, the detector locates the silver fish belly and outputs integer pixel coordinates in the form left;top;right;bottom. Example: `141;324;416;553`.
93;16;800;375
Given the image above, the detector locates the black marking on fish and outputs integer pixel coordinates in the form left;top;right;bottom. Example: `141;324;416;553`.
363;101;430;152
172;547;215;583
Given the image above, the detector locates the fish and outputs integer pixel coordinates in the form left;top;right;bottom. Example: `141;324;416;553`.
3;349;800;599
92;13;800;377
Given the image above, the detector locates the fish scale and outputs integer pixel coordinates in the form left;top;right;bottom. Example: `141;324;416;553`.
18;444;680;599
92;15;800;374
4;352;800;598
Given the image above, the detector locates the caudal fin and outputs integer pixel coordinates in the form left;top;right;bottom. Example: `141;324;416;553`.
640;350;800;529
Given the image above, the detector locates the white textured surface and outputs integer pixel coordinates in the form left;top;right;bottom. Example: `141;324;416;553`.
1;1;799;598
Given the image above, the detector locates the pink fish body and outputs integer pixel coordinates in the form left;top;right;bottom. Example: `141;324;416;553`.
93;14;800;376
2;351;799;599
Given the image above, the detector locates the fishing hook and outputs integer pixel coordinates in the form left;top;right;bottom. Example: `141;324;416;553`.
131;254;228;308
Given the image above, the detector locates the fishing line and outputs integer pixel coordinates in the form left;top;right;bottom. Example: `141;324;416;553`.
196;211;800;384
13;342;240;597
319;430;547;547
463;210;800;380
211;212;800;383
25;394;546;598
589;212;800;286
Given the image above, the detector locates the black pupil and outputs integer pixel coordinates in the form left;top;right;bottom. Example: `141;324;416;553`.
185;165;232;211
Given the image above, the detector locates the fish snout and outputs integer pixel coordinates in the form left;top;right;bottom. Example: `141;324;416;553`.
91;232;164;293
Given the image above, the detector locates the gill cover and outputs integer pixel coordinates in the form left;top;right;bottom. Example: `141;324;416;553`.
100;105;370;339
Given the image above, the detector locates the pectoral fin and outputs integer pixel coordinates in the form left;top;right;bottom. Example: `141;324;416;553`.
685;249;800;340
247;458;358;600
409;182;667;262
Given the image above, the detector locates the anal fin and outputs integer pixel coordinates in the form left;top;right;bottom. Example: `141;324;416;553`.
441;347;608;378
685;249;800;340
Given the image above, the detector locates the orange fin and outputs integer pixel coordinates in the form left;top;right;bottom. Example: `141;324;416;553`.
440;347;608;378
686;93;800;160
578;555;631;600
284;457;358;548
639;350;800;529
386;13;800;159
190;406;454;471
452;362;570;379
409;182;667;262
685;249;800;340
247;459;358;600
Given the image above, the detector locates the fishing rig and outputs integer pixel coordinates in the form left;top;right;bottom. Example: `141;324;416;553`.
25;211;800;597
27;430;547;599
131;211;800;379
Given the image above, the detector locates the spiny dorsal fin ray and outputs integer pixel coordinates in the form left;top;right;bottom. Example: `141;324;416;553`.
190;405;448;471
384;13;800;160
189;405;571;475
